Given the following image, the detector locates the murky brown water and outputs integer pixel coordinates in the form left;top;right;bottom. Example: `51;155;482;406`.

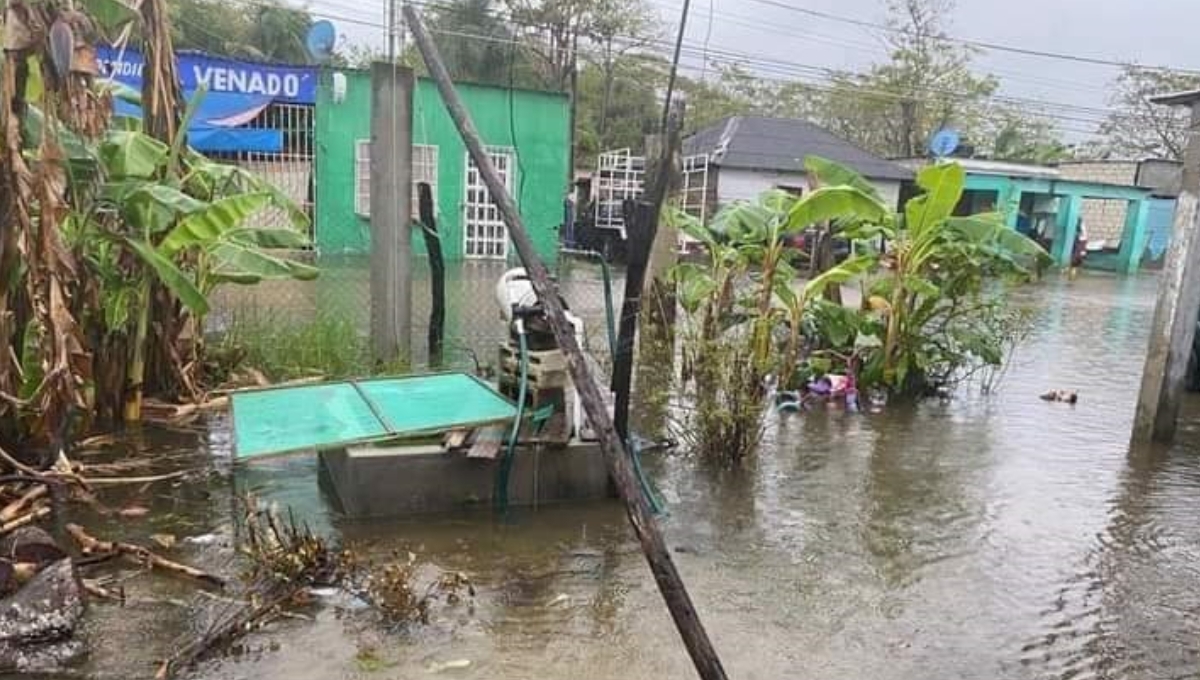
54;272;1200;680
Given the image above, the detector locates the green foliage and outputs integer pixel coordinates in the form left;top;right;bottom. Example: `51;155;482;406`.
169;0;314;64
1096;65;1200;161
215;312;406;382
124;238;210;316
670;154;1046;432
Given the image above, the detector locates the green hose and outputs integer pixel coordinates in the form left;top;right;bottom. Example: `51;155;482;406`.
584;252;661;515
628;436;665;515
495;322;528;513
598;257;617;359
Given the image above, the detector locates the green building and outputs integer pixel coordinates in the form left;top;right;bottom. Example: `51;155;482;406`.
314;69;571;261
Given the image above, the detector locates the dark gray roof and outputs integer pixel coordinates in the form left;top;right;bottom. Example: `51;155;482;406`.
683;115;912;182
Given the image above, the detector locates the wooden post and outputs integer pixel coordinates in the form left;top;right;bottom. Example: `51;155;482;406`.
417;183;445;367
1133;93;1200;444
402;8;728;680
612;103;683;440
369;62;414;364
641;110;684;354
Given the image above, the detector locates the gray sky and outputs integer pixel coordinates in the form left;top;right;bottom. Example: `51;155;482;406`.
315;0;1200;141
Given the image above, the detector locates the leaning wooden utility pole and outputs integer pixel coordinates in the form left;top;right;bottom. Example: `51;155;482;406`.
1132;90;1200;444
402;7;729;680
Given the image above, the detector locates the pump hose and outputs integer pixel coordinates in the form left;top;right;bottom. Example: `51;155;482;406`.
495;322;528;513
495;253;663;515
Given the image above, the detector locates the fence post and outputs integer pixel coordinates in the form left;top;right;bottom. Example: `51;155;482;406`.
641;101;684;348
369;62;414;365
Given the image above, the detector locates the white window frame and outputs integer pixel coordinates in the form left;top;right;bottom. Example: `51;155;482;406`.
463;147;516;260
355;141;439;221
411;144;439;221
354;139;371;217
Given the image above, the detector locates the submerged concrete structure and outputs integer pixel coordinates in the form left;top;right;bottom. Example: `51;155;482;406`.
318;442;611;517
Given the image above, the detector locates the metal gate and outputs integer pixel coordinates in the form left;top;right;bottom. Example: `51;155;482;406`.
593;148;709;248
594;148;645;239
232;103;314;240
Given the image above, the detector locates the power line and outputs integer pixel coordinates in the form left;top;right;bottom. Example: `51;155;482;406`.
233;0;1187;136
642;0;1106;97
736;0;1200;76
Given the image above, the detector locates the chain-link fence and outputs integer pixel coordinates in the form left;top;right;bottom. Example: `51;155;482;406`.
208;251;625;375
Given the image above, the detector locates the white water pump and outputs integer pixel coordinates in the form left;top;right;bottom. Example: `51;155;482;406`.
495;268;585;347
495;267;596;440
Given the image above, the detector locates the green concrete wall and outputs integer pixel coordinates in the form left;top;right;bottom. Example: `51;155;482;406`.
314;69;570;261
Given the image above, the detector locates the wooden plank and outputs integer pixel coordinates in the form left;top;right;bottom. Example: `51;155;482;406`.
442;429;469;451
466;425;506;460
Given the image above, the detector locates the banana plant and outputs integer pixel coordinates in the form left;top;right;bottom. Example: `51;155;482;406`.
839;161;1050;390
89;91;316;419
704;182;889;372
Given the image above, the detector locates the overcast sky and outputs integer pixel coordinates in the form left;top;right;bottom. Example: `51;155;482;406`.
315;0;1200;140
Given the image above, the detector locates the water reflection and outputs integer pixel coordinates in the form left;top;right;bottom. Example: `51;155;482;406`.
58;273;1200;680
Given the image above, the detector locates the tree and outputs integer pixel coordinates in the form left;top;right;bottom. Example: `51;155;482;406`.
1098;66;1200;161
169;0;313;63
575;57;661;164
677;64;817;132
983;109;1073;163
423;0;537;86
815;0;999;158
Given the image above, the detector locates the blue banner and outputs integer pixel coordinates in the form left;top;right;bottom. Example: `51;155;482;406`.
96;46;317;104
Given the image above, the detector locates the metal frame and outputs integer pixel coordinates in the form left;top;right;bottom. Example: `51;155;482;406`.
231;102;315;240
355;141;439;221
678;153;710;250
594;148;710;247
463;146;516;259
594;148;644;239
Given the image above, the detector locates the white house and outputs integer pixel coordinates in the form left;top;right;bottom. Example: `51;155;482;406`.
682;116;911;212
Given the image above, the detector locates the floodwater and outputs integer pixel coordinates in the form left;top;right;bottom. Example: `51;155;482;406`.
57;272;1200;680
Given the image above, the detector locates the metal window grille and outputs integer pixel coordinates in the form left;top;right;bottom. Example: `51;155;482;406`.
354;140;371;217
355;142;439;220
463;147;515;259
594;148;644;239
411;144;438;219
229;103;315;241
678;153;710;250
594;148;710;249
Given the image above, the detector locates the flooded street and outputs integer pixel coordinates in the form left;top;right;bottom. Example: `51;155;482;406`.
62;272;1200;680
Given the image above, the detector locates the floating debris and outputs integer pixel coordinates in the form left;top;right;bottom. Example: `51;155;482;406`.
1040;390;1079;404
428;658;472;673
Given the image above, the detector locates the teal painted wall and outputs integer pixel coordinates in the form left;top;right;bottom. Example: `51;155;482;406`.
314;69;570;261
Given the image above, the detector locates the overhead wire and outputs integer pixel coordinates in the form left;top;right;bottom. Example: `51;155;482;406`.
237;0;1189;137
734;0;1200;76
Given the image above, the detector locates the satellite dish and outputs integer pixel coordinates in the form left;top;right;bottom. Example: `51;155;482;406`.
306;21;337;62
928;128;960;159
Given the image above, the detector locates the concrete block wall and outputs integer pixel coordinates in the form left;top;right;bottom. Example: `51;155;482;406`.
1060;162;1139;249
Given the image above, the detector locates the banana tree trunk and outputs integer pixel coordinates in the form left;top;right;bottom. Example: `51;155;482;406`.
124;282;150;421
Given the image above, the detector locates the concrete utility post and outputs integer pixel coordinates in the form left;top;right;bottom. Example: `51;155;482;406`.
369;63;414;364
1132;90;1200;444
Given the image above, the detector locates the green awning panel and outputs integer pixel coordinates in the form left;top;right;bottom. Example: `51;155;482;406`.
230;372;517;460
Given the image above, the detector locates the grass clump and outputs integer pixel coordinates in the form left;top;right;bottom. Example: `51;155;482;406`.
211;311;408;383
